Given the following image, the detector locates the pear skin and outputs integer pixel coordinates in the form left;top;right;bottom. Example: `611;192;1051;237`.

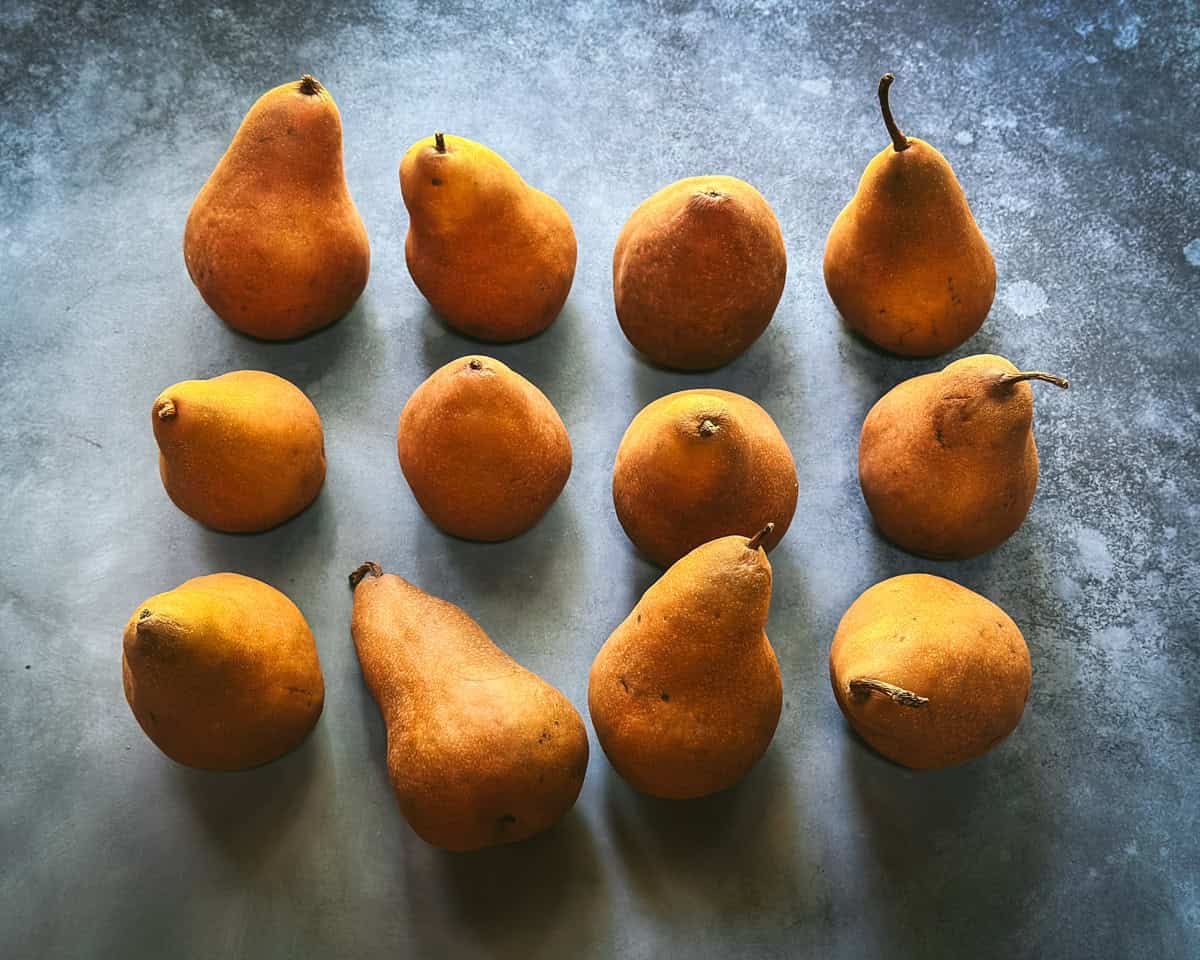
824;74;995;356
123;573;324;770
184;75;370;340
400;132;576;342
613;175;787;370
349;563;589;851
153;370;325;533
613;389;797;566
397;355;571;541
859;354;1068;559
830;574;1031;769
589;529;782;799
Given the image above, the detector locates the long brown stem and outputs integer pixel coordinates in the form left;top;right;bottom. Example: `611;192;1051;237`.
349;561;383;588
999;371;1070;390
746;523;775;551
849;677;928;707
879;73;909;153
434;131;446;153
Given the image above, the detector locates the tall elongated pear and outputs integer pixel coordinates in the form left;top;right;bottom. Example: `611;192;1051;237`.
349;563;588;851
589;528;782;799
185;75;370;340
859;354;1068;559
824;73;995;356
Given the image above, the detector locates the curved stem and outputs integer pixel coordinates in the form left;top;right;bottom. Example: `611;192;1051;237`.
434;131;446;153
999;371;1070;390
878;73;909;153
298;75;321;96
849;677;928;707
746;523;775;551
349;561;383;588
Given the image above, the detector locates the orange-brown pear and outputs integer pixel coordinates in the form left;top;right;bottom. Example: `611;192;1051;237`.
830;574;1031;769
613;175;786;370
152;370;325;533
349;563;589;851
400;133;576;341
612;389;797;566
184;75;370;340
859;354;1068;559
123;573;324;770
589;529;782;799
824;74;995;356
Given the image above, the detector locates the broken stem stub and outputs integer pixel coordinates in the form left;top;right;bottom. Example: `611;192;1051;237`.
849;677;929;707
349;561;383;588
434;131;446;153
746;523;775;551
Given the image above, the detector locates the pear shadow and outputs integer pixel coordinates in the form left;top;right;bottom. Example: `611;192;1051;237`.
399;811;610;957
164;718;326;865
601;747;810;923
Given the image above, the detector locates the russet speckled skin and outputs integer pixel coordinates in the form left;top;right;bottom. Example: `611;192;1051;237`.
349;565;589;851
122;573;324;770
589;534;782;799
400;133;576;342
397;355;571;541
858;354;1064;559
152;370;325;533
184;76;370;340
613;388;797;567
830;574;1031;770
613;175;786;370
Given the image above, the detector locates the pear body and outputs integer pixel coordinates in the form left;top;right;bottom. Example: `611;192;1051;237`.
589;534;782;799
613;389;797;567
830;574;1030;769
613;176;786;370
350;566;589;851
123;573;324;770
400;133;576;341
398;356;571;541
153;370;325;533
824;138;994;356
184;76;370;340
859;354;1044;559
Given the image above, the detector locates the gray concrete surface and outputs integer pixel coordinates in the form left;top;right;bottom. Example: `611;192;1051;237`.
2;1;1198;957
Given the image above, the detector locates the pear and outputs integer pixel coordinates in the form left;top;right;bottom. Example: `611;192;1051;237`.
348;563;588;851
398;355;571;541
613;175;787;370
184;75;370;340
400;132;576;342
123;573;324;770
612;388;797;566
589;527;782;799
859;354;1068;559
830;574;1031;769
824;73;995;356
152;370;325;533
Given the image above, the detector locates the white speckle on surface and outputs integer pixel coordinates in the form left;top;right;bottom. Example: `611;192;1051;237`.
1164;526;1177;541
798;77;831;96
1075;20;1094;36
1085;54;1099;64
1124;841;1139;858
1075;526;1115;580
1114;15;1143;50
1002;279;1048;317
955;130;974;145
1184;239;1200;266
9;242;27;258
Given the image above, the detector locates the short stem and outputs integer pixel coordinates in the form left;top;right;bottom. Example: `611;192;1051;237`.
698;418;718;437
349;561;383;588
999;371;1070;390
434;131;446;153
746;523;775;551
849;677;929;707
298;75;321;96
878;73;909;153
155;399;176;420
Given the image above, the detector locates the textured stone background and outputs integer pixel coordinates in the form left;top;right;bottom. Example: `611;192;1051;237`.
2;1;1198;957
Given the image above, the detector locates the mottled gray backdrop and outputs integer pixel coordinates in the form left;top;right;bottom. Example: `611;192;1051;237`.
1;1;1197;957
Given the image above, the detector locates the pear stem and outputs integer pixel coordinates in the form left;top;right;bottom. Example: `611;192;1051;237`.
999;371;1070;390
298;75;321;96
746;523;775;551
434;131;446;153
849;678;929;707
879;73;909;153
349;561;383;588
